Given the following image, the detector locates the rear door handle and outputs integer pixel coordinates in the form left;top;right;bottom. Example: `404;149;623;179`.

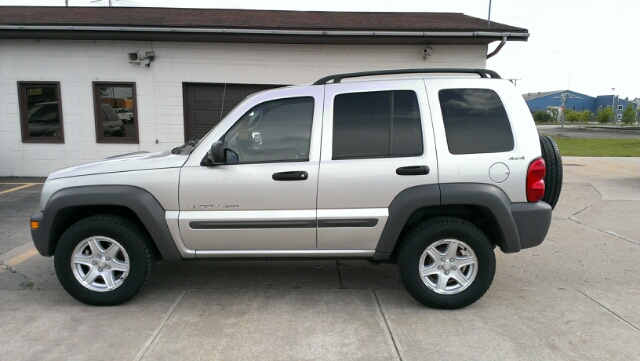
272;171;308;181
396;166;429;176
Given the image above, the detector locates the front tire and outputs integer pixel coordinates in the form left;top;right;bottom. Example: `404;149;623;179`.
54;215;155;306
397;217;496;309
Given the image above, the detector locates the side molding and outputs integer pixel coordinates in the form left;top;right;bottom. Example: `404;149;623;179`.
33;185;182;262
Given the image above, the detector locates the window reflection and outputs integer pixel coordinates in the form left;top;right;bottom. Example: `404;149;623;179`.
94;84;137;142
23;85;62;139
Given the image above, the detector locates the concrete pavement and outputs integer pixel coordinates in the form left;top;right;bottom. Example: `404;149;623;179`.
1;157;638;360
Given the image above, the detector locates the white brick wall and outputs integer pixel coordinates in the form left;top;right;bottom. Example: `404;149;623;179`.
0;39;487;176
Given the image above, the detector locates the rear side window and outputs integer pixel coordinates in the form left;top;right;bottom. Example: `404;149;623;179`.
333;90;423;159
439;89;514;155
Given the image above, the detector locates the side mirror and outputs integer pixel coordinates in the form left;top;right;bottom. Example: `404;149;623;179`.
208;141;225;165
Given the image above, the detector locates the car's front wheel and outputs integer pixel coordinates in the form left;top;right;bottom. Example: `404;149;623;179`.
54;215;155;306
397;217;496;309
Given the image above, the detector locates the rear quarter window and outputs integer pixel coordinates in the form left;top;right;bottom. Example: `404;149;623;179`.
439;88;514;155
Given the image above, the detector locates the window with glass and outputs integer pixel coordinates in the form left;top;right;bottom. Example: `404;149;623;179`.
222;97;314;164
93;82;138;143
17;82;64;143
332;90;423;159
439;88;514;155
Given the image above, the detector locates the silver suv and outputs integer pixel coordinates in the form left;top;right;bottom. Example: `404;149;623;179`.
30;69;562;309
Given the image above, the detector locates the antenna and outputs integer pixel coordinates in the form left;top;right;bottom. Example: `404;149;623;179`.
488;0;493;26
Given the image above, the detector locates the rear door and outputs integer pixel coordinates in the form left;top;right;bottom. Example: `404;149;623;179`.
316;79;438;251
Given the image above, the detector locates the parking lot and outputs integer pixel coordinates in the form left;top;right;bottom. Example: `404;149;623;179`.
1;157;638;360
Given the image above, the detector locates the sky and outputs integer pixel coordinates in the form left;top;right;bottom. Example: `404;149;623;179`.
2;0;638;99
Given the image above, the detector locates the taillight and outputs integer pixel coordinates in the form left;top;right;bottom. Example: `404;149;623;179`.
527;158;546;202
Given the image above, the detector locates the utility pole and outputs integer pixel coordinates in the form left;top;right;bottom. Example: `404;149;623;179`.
611;88;616;124
553;91;582;128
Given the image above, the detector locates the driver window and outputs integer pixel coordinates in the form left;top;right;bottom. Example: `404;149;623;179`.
222;97;314;164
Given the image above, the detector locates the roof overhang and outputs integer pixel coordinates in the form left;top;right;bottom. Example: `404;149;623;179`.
0;25;528;45
0;7;529;46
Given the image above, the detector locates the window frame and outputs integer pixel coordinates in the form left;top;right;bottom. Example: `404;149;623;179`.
617;105;623;110
92;81;139;144
17;81;65;143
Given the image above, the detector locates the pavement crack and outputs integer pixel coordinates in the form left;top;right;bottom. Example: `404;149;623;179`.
134;289;188;361
567;183;639;246
336;261;344;289
0;262;34;289
579;290;640;332
373;290;403;361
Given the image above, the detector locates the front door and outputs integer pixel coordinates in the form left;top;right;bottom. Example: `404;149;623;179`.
178;86;324;251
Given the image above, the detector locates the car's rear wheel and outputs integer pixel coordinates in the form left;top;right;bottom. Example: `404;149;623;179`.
54;215;154;306
539;134;563;209
397;217;496;309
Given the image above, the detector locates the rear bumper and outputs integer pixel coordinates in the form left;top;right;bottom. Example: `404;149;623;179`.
511;202;552;250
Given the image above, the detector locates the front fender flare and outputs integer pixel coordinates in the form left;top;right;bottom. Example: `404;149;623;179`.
31;185;182;262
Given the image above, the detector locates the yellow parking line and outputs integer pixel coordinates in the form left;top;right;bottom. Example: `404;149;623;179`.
0;183;44;185
0;183;37;195
5;247;39;267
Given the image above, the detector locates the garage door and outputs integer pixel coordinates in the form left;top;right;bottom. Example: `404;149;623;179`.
183;83;282;141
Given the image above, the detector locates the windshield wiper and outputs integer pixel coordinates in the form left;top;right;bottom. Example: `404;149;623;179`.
171;138;198;155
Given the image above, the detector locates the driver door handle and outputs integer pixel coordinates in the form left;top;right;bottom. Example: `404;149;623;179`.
272;171;308;181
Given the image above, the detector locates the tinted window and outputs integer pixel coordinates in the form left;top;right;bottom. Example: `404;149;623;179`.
439;89;514;154
18;82;64;143
223;97;314;163
333;91;423;159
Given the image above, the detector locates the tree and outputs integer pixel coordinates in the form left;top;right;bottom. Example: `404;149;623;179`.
532;110;554;123
596;107;614;124
621;103;636;125
578;110;592;123
564;108;581;123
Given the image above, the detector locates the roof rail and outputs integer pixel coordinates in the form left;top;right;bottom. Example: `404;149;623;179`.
313;68;501;85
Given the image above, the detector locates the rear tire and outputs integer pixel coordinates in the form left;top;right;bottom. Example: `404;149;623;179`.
397;217;496;309
54;215;154;306
539;134;563;209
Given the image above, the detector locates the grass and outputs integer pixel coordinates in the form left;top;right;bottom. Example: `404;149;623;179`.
544;136;640;157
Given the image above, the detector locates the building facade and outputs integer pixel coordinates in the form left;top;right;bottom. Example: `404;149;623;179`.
523;90;637;121
0;6;528;176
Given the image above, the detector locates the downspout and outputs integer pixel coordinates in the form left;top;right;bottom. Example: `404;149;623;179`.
486;36;507;59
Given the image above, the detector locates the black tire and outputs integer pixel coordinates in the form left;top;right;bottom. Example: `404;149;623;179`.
54;215;155;306
397;217;496;309
539;134;563;209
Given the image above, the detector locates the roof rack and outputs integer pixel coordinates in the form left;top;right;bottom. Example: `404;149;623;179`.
312;68;501;85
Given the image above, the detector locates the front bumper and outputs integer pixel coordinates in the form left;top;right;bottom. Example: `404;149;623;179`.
30;211;52;256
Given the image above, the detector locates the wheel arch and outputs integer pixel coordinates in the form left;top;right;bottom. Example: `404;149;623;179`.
373;183;522;261
32;185;183;262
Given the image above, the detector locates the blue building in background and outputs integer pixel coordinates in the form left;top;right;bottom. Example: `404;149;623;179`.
523;90;637;122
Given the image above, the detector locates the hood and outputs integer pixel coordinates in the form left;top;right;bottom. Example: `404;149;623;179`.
48;151;188;180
